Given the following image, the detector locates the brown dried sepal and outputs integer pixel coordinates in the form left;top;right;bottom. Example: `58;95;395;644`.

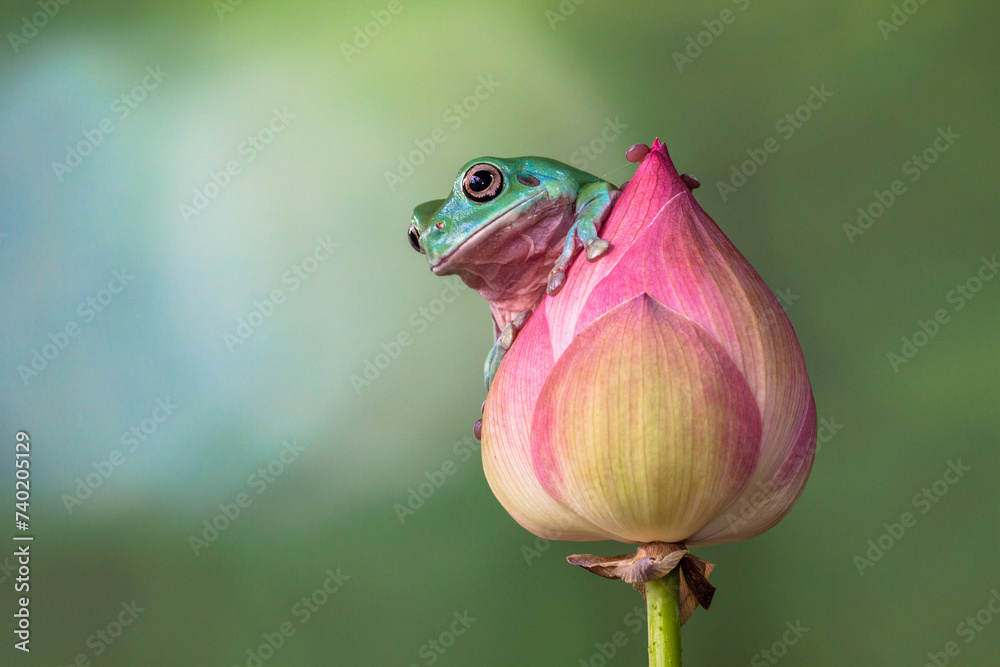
566;542;715;626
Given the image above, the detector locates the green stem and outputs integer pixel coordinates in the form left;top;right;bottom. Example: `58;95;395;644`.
647;570;682;666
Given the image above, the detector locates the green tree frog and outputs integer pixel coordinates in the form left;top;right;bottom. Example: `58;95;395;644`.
408;156;619;392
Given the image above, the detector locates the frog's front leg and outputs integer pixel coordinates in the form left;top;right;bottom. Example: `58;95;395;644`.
546;182;620;295
484;309;532;392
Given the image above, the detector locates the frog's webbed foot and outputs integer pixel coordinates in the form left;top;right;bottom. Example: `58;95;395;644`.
484;309;532;393
546;181;619;295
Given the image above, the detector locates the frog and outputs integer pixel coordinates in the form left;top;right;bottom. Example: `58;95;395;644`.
407;156;620;395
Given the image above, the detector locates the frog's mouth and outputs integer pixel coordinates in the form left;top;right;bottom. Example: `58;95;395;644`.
431;192;546;274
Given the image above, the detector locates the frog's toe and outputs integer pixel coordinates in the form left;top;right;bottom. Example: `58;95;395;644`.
681;173;701;190
626;143;650;163
499;322;516;351
547;269;566;295
585;238;610;261
473;419;482;441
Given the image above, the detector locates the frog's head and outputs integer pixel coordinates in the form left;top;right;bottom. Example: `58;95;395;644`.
408;156;580;307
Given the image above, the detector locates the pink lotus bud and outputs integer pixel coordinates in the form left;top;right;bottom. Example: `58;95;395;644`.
481;139;816;546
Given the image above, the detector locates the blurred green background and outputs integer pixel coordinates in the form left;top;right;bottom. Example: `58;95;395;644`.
1;1;998;665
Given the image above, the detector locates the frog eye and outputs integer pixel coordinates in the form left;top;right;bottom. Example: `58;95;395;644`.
462;163;504;203
407;224;424;253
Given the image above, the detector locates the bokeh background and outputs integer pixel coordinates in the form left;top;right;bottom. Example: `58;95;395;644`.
2;1;998;665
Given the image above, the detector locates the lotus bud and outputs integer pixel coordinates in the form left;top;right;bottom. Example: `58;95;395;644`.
481;139;817;554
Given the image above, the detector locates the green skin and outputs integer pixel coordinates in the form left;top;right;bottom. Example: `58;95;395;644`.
408;156;619;391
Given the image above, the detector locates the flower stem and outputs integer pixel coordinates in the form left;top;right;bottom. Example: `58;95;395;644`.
646;570;682;666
